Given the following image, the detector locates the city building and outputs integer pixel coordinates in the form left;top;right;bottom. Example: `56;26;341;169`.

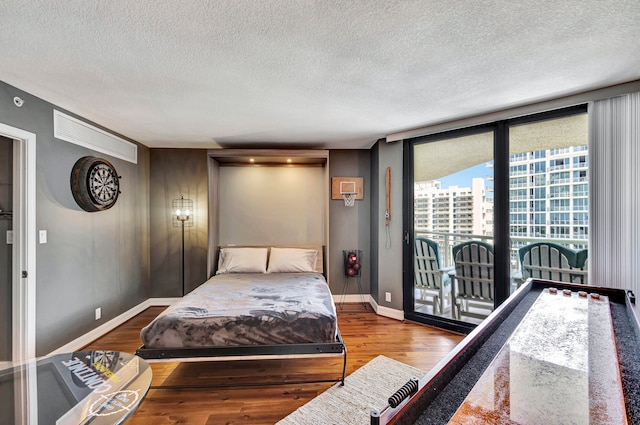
509;145;588;249
414;146;588;268
415;178;493;238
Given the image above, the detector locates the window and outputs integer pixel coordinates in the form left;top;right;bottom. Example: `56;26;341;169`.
533;213;547;224
573;212;588;225
573;198;588;211
550;213;570;225
510;164;527;175
512;189;527;200
510;201;526;212
406;105;587;332
511;213;527;224
573;155;588;166
510;177;527;188
510;152;528;162
550;226;570;238
573;170;587;181
550;199;570;211
549;185;570;198
573;226;588;238
550;171;570;184
573;184;588;197
550;147;570;155
532;226;546;237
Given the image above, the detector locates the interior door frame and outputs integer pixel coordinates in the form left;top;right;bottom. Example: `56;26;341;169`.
0;123;36;362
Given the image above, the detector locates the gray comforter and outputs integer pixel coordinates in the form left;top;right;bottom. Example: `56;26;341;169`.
140;272;338;348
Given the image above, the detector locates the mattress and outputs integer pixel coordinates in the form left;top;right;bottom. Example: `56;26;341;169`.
140;272;338;349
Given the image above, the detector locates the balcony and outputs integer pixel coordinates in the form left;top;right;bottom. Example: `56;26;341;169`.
548;164;571;171
415;229;587;282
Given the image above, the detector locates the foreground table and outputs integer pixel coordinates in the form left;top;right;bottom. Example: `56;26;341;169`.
449;288;626;424
0;350;152;425
386;279;639;425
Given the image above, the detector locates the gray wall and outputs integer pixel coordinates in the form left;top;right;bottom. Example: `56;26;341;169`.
328;150;371;295
1;81;151;355
369;142;380;303
371;140;404;310
0;136;12;360
149;149;209;297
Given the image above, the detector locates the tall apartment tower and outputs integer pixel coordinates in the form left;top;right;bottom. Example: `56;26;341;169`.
508;146;588;248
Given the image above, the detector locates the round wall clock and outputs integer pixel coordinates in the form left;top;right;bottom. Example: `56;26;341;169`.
70;156;121;212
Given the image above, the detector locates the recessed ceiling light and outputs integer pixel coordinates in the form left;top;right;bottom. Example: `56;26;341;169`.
249;158;255;163
287;159;292;163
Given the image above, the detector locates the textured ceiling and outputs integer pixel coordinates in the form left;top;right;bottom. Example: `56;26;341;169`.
1;1;640;149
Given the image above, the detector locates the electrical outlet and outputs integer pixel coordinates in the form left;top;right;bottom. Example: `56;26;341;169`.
385;292;392;302
95;307;101;320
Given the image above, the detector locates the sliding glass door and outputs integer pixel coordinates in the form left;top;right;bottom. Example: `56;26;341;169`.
508;111;589;288
404;105;588;333
404;126;497;333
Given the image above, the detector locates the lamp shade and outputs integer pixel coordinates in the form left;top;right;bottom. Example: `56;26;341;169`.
172;196;194;227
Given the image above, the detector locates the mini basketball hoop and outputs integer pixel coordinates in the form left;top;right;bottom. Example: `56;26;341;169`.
342;192;356;207
340;181;357;207
332;177;363;207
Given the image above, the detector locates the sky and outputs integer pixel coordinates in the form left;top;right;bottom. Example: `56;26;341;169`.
439;161;494;191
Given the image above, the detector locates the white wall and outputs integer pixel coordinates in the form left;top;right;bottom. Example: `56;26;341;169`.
219;166;325;245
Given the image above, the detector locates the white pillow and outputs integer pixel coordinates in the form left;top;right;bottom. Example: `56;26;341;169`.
216;248;268;274
267;247;319;273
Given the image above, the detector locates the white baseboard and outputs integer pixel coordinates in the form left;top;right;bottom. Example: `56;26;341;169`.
333;294;371;304
369;296;405;321
146;297;180;306
48;297;178;356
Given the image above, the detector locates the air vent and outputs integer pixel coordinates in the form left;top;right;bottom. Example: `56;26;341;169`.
53;110;137;164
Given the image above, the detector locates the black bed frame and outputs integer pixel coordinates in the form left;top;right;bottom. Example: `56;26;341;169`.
138;246;347;388
135;330;347;388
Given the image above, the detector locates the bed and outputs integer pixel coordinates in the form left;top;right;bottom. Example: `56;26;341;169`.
135;246;347;386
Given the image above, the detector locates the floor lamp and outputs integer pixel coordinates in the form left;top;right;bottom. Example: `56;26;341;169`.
172;195;193;296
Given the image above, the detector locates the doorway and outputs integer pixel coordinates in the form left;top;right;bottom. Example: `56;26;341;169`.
0;123;36;365
0;136;13;362
404;126;497;333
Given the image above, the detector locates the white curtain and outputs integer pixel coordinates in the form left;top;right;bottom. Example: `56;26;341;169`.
590;91;640;297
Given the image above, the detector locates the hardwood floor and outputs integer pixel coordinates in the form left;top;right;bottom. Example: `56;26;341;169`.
82;304;464;425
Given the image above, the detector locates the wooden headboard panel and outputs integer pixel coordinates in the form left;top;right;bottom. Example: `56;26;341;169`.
215;244;325;275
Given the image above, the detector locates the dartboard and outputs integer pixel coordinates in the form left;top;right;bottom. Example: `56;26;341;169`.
71;156;121;212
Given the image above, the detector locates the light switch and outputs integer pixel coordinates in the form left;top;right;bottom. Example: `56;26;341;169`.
39;230;47;244
6;230;12;245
